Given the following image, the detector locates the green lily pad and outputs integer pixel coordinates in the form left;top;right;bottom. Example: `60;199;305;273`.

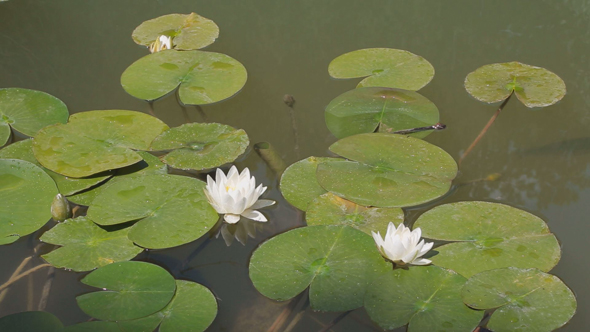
40;216;143;272
132;13;219;51
33;110;169;178
87;174;218;249
325;87;440;139
63;321;120;332
462;268;576;332
0;139;112;196
0;159;58;244
0;122;9;146
317;133;457;207
365;266;483;331
121;50;247;105
464;62;566;108
328;48;435;91
77;261;176;321
414;201;561;278
279;157;340;211
66;151;167;206
0;88;69;137
151;122;249;170
306;192;404;235
0;311;63;332
249;225;390;312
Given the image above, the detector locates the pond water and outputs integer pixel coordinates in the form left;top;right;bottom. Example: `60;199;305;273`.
1;0;589;331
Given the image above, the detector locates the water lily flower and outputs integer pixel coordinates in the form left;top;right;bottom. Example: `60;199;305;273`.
149;35;172;53
372;222;434;266
204;166;275;224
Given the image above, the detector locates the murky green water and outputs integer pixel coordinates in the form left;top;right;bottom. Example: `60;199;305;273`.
1;0;588;330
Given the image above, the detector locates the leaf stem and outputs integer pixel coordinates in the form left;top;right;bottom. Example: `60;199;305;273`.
0;264;52;293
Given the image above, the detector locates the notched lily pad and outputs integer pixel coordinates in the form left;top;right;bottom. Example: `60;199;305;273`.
317;133;457;207
328;48;435;91
133;13;219;50
306;192;403;235
414;201;561;278
121;50;247;105
464;62;566;108
151;122;249;170
462;268;576;332
325;87;439;139
33;110;169;178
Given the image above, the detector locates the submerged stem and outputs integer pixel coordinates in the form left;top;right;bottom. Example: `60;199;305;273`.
317;310;353;332
458;93;513;167
0;264;51;293
0;256;32;303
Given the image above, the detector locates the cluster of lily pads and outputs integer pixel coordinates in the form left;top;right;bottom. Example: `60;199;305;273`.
0;12;576;332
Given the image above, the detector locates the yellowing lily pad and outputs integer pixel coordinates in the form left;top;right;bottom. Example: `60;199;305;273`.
462;268;576;332
325;87;439;139
150;122;249;170
328;48;435;91
317;133;457;207
249;225;390;312
306;192;403;235
132;13;219;50
33;110;169;178
365;266;483;331
87;174;218;249
464;62;566;108
414;201;561;278
40;216;143;272
121;50;247;105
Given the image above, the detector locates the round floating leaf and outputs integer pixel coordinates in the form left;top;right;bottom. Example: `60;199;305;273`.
328;48;435;91
0;122;9;146
151;122;249;170
132;13;219;50
0;159;58;244
121;50;247;105
317;133;457;207
0;311;63;332
67;151;167;206
365;266;483;331
414;201;561;278
462;268;576;332
63;321;120;332
249;225;390;312
464;62;566;108
306;192;403;235
77;261;176;321
33;110;169;178
0;139;112;195
325;87;439;139
40;216;143;272
0;88;68;136
279;157;340;211
87;174;218;249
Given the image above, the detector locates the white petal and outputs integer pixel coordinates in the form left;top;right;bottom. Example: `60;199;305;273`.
401;247;419;264
215;168;226;183
411;258;432;266
418;241;434;257
384;235;406;261
371;231;385;250
250;199;275;209
227;165;239;179
224;214;240;224
242;209;267;222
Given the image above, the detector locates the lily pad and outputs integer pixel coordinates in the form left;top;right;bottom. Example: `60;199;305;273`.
0;88;69;137
33;110;169;178
317;133;457;207
414;201;561;278
151;122;249;170
77;261;176;321
462;268;576;332
63;321;120;332
464;62;566;108
132;13;219;51
306;192;404;235
325;87;440;139
279;157;340;211
249;225;390;312
0;159;58;244
40;216;143;272
328;48;435;91
0;122;9;146
365;266;483;331
87;174;218;249
0;139;112;196
121;50;247;105
0;311;63;332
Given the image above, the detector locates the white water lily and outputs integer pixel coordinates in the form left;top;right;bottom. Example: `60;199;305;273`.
149;35;172;53
372;222;434;266
204;166;275;224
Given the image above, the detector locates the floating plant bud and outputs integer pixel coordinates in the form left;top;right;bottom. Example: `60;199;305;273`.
148;35;172;53
50;194;71;222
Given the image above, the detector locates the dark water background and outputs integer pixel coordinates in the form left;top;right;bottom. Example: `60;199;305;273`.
1;0;589;330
